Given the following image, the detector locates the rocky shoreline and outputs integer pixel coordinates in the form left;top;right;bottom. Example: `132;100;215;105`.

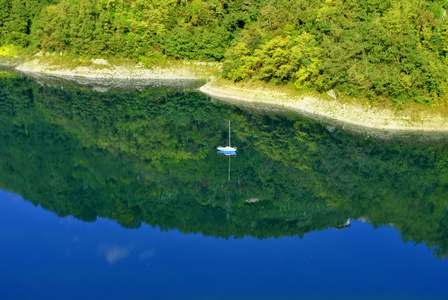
6;58;448;136
15;58;210;80
11;58;209;90
200;82;448;134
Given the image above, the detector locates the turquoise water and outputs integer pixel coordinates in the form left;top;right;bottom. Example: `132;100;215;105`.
0;71;447;299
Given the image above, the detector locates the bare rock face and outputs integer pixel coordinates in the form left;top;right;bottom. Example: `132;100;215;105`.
327;90;337;99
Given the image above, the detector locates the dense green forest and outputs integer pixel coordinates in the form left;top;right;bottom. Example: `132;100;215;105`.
1;71;448;258
1;0;448;105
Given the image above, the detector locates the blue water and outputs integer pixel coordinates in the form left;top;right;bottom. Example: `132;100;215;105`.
1;190;447;300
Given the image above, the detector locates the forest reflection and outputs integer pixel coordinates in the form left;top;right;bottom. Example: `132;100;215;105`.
0;70;447;258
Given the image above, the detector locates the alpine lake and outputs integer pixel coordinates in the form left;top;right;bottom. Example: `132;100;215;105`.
0;69;448;300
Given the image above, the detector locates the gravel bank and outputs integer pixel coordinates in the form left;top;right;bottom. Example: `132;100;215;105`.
15;59;207;80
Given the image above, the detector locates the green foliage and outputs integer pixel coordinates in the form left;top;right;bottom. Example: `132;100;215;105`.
0;44;18;56
223;32;322;88
161;27;197;59
222;41;251;81
0;0;58;47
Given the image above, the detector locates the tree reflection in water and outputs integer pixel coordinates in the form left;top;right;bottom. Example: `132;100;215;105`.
0;70;447;258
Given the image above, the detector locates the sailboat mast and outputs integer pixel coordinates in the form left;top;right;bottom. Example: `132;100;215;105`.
228;121;231;147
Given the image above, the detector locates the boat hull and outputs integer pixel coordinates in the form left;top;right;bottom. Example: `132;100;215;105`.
217;146;237;152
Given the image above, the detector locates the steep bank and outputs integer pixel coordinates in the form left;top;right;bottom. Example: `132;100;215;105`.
6;58;448;134
200;81;448;133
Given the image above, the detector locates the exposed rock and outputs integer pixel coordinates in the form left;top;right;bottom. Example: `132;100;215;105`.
245;198;260;203
91;58;109;66
92;87;110;93
327;90;337;99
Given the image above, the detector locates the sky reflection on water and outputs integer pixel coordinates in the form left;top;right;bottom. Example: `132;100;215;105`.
1;190;447;300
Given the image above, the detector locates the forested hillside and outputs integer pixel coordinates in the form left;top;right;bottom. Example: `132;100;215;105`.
1;0;448;105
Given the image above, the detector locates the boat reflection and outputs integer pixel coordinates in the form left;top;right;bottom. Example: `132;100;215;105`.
217;150;236;181
217;150;237;156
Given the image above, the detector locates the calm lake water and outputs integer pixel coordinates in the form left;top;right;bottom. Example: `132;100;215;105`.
0;70;448;300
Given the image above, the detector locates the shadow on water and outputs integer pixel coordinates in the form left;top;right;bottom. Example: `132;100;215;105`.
0;70;448;258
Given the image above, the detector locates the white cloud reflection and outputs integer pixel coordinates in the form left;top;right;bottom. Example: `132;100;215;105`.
98;244;134;264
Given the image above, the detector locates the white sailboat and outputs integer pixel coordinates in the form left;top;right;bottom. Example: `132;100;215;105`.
217;121;237;153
